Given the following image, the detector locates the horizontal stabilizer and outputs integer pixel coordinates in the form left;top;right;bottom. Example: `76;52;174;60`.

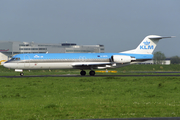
148;36;175;39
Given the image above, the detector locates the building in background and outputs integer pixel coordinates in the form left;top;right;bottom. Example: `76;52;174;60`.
0;41;104;61
136;59;171;65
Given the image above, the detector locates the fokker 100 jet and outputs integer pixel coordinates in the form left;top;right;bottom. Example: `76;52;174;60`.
3;35;174;76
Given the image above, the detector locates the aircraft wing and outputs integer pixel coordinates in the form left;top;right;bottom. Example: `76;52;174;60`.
72;62;113;69
72;62;112;67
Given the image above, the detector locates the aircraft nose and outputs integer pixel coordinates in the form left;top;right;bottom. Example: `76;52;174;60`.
3;63;10;68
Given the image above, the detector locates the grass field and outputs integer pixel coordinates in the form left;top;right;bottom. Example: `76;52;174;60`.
0;65;180;119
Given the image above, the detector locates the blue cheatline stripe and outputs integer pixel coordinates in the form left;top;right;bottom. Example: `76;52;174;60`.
13;53;153;60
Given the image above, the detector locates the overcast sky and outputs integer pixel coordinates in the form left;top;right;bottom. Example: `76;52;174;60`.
0;0;179;57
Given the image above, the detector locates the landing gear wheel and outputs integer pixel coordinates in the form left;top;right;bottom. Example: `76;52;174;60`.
89;70;95;76
80;70;86;76
20;72;24;76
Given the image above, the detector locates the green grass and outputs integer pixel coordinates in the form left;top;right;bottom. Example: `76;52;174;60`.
0;76;180;119
1;64;180;119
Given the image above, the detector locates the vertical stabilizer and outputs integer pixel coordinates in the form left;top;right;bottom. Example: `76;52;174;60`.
121;35;174;54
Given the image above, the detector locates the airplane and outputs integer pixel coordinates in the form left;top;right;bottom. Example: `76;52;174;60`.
3;35;174;76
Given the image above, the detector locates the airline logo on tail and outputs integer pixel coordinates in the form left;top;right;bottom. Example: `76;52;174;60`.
140;41;154;50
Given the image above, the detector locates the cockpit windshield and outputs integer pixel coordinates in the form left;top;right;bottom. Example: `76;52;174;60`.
11;58;15;61
15;58;20;60
5;57;21;63
10;57;21;61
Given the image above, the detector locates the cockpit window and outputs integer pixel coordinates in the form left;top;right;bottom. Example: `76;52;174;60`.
11;58;15;60
15;58;20;60
11;57;20;61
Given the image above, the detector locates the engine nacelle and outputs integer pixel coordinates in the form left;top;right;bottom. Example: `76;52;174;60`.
111;55;132;63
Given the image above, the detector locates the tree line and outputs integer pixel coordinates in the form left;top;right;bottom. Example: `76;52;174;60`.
153;51;180;64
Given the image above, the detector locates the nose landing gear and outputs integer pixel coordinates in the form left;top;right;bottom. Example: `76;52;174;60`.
20;72;24;76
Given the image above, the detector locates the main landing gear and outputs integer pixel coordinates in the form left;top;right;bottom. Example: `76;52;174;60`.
89;70;95;76
80;70;86;76
80;70;95;76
